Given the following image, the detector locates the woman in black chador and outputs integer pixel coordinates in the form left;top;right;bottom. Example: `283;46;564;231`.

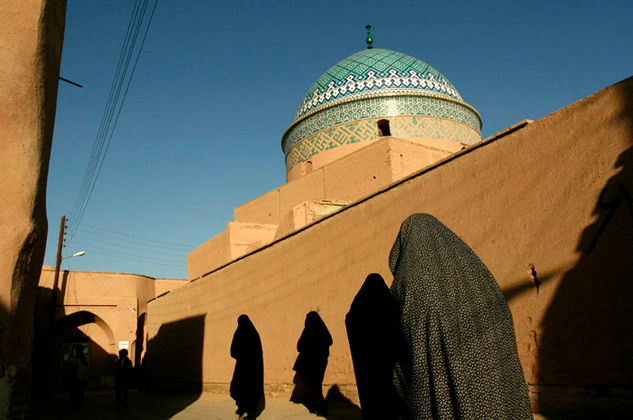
292;311;332;416
389;214;533;419
345;273;400;419
230;315;264;419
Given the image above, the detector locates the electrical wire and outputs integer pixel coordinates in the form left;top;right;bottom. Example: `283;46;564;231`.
70;0;143;226
71;229;190;256
75;222;192;250
68;0;146;233
67;0;159;240
72;233;186;259
70;241;183;267
73;0;155;233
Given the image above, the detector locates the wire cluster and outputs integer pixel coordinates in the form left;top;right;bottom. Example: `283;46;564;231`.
67;0;159;241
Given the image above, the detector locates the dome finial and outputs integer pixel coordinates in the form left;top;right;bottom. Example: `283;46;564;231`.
365;25;373;49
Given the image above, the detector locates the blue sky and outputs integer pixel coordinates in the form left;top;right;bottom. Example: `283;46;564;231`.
45;0;633;278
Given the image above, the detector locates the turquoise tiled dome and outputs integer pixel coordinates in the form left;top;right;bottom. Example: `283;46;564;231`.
282;48;481;175
295;48;463;120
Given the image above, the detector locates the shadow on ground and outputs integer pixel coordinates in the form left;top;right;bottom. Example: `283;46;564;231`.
28;390;201;420
323;385;362;420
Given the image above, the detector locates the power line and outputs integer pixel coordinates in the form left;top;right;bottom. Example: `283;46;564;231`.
70;241;183;267
72;233;186;259
69;0;152;231
68;0;146;231
75;0;155;232
67;0;159;240
74;222;193;250
78;221;192;247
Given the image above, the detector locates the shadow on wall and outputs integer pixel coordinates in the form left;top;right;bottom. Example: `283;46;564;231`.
134;312;146;385
30;286;52;398
0;303;7;414
144;315;205;416
0;302;6;346
537;83;633;413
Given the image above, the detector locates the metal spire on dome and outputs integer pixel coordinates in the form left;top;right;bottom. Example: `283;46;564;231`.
365;25;373;49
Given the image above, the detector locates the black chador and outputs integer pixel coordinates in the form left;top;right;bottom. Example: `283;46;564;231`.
346;273;400;419
292;311;332;416
230;315;264;419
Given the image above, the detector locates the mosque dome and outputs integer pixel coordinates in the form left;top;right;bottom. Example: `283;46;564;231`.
282;48;482;179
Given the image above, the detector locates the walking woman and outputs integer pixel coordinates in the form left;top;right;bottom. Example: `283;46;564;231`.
292;311;332;416
389;214;533;419
230;315;264;419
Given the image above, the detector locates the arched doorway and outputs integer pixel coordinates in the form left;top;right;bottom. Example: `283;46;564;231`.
54;311;117;389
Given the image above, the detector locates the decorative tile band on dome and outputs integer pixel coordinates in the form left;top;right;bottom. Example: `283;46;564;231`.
295;49;462;119
285;115;481;171
282;93;481;155
296;71;462;119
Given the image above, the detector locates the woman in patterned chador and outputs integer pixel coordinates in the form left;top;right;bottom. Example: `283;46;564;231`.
389;214;533;419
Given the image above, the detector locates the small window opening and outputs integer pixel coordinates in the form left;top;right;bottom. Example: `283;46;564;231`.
301;160;313;175
377;119;391;136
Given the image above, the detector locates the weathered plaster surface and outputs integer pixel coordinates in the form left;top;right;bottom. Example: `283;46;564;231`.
190;137;465;278
0;1;66;417
151;77;633;412
36;268;187;387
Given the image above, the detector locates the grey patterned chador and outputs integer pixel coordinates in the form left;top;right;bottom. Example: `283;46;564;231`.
389;214;533;419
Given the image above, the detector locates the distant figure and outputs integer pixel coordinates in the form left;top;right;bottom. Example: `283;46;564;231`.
115;349;133;408
67;346;88;406
230;315;264;419
345;273;400;419
389;214;533;419
292;311;332;416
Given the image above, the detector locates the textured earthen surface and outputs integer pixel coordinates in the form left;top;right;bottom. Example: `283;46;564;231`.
0;1;66;417
191;137;466;279
151;77;633;412
35;268;186;389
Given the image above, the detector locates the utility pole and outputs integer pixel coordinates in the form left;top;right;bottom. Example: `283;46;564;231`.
49;215;66;329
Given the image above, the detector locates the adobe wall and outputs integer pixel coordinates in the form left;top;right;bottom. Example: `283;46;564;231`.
188;137;462;279
36;268;187;388
38;268;155;353
154;278;189;297
148;76;633;411
0;1;66;417
38;268;187;352
286;134;463;182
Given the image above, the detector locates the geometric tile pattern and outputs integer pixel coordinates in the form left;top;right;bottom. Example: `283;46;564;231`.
282;93;481;154
391;116;480;143
296;49;462;119
285;115;481;172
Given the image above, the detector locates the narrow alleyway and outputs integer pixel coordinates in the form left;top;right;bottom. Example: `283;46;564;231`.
28;390;363;420
28;390;589;419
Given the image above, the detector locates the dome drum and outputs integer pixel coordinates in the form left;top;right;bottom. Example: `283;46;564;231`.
285;114;480;178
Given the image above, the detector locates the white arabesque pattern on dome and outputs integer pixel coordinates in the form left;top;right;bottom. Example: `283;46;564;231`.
296;69;461;120
294;49;463;120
